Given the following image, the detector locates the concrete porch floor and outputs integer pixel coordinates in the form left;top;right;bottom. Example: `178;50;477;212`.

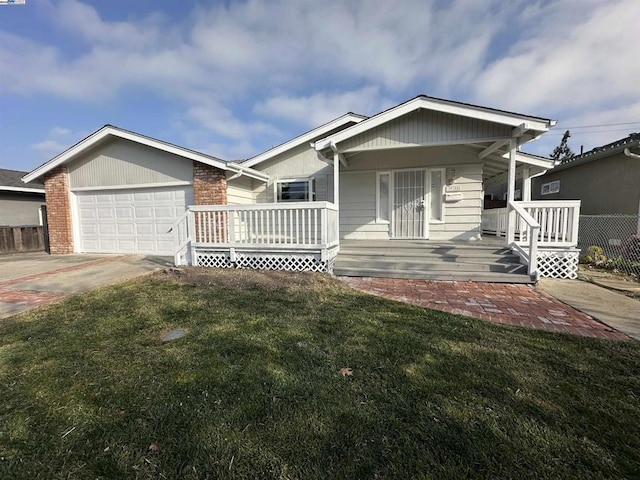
341;276;632;340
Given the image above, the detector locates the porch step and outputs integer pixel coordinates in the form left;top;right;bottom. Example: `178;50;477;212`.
334;241;533;284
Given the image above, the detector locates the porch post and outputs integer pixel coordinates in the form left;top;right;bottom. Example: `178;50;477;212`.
522;166;531;202
506;138;517;244
333;150;340;236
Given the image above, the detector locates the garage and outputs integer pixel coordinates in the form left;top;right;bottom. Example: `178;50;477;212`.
75;186;193;255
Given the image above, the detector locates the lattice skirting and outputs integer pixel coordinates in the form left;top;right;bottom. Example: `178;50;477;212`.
537;249;579;279
194;250;336;273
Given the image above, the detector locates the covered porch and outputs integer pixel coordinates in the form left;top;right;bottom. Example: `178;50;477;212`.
171;96;581;281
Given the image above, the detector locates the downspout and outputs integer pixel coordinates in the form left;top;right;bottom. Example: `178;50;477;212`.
624;147;640;159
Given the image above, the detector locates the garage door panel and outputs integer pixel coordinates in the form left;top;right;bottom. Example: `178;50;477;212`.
116;207;133;219
76;186;193;255
134;206;153;219
114;192;133;203
79;208;97;220
97;207;115;219
99;224;117;235
133;192;153;202
96;195;114;204
135;224;154;235
117;223;135;235
80;224;98;235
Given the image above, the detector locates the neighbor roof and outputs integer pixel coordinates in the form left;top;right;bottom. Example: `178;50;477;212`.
314;95;556;151
23;125;269;184
549;132;640;173
0;168;45;194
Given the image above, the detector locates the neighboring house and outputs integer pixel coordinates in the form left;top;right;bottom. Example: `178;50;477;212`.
0;168;45;226
24;95;581;280
532;133;640;215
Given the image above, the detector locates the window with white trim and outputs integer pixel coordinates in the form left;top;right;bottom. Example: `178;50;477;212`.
275;178;314;202
541;180;560;195
376;172;391;223
429;169;444;222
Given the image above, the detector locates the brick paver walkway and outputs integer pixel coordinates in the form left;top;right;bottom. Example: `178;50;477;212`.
341;277;629;340
0;256;126;315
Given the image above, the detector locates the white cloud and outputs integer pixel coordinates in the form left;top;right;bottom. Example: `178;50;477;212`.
254;87;394;128
30;139;68;158
3;0;640;161
472;0;640;114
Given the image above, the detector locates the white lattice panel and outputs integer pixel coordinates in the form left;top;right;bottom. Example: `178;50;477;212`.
192;249;336;273
236;253;332;273
196;251;234;269
537;249;579;279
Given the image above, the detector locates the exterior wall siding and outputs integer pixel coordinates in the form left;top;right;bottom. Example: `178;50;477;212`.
226;175;255;205
68;138;193;189
338;109;512;151
253;142;334;203
0;193;45;226
44;166;74;254
532;153;640;215
340;147;483;241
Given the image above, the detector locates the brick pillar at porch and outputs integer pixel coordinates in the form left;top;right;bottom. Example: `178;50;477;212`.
193;162;228;241
193;162;227;206
44;166;74;254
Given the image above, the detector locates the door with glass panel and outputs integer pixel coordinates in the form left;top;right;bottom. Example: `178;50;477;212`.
392;169;427;238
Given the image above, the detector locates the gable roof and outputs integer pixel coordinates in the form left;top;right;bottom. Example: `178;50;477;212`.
314;95;556;152
0;168;45;194
549;133;640;173
23;125;269;184
239;113;366;168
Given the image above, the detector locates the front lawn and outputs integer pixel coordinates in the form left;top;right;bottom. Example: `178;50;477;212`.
0;269;638;479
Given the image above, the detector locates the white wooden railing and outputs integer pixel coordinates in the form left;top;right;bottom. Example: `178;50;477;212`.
482;200;581;279
171;202;339;266
508;201;540;277
482;201;581;246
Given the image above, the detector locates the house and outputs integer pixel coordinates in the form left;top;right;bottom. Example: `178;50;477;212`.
24;95;581;281
532;133;640;215
0;168;45;226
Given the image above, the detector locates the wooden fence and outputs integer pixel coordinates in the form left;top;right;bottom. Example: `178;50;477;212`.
0;226;46;254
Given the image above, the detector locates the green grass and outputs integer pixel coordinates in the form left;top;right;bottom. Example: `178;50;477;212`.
1;269;639;479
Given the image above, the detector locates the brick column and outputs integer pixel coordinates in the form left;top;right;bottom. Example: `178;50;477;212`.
44;166;74;254
193;162;228;241
193;162;227;205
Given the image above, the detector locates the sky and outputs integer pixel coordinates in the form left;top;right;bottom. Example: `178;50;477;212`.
1;0;639;173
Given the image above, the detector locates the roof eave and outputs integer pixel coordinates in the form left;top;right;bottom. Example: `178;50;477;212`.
241;113;366;168
23;125;231;183
315;96;554;152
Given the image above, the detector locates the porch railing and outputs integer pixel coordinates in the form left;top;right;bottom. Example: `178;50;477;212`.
508;201;540;278
171;202;339;266
482;201;581;247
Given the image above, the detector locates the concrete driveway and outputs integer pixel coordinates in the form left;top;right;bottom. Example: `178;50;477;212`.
0;252;173;318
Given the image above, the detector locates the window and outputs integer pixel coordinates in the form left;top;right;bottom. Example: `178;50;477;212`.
275;178;314;202
429;169;444;222
541;180;560;195
377;172;391;222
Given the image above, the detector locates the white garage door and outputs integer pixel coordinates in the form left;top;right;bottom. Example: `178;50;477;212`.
76;186;193;255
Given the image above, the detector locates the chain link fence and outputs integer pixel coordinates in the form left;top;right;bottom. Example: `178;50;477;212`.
577;215;640;279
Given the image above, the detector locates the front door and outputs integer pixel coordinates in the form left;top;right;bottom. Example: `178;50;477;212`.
392;169;427;238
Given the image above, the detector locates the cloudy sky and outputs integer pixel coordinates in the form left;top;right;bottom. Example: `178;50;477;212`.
1;0;639;172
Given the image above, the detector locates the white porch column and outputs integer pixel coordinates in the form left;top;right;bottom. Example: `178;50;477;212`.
506;138;517;244
522;166;531;202
334;150;340;236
